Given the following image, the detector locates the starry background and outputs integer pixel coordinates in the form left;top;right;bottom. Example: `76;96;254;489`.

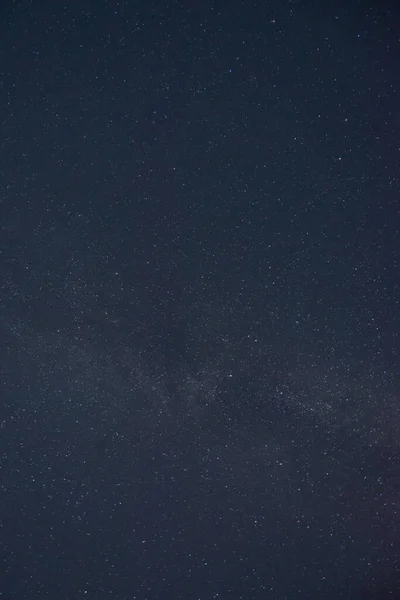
1;0;399;598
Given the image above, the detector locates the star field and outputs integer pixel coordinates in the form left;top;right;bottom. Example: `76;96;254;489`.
1;1;399;598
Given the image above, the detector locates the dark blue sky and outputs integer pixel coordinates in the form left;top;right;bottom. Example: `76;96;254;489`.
1;0;399;598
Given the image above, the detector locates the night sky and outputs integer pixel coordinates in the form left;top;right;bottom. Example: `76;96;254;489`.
1;0;399;598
